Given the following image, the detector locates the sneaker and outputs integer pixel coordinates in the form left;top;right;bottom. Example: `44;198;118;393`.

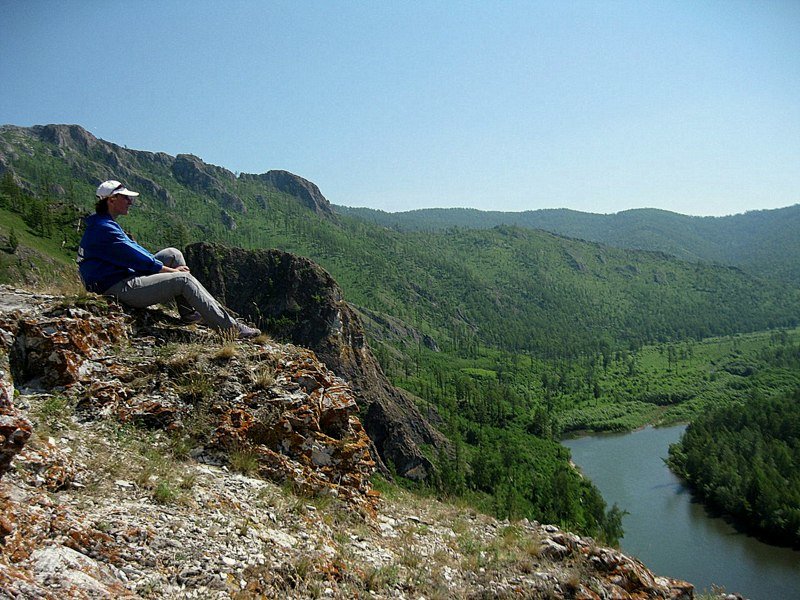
237;322;261;339
181;311;203;324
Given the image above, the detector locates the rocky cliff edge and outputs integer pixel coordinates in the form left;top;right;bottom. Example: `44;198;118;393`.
183;242;448;481
0;286;704;599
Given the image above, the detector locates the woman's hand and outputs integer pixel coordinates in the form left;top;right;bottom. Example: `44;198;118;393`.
160;265;190;273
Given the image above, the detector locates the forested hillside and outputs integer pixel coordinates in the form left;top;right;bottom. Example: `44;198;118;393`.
396;326;800;528
2;123;800;540
336;203;800;285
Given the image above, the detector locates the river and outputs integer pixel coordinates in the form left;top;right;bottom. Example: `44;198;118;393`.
563;425;800;600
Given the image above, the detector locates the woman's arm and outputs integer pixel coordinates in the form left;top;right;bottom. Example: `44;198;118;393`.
93;220;164;274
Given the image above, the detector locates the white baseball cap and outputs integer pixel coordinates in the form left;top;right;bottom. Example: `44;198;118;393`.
96;180;140;199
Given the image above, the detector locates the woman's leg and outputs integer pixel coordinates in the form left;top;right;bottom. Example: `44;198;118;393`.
153;248;186;268
153;248;194;318
105;272;239;331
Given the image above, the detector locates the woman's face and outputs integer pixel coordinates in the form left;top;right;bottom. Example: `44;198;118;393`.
108;193;134;218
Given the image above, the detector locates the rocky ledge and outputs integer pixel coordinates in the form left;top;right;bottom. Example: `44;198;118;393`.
0;286;702;598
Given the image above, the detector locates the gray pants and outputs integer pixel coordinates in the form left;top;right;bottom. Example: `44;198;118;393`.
104;248;238;331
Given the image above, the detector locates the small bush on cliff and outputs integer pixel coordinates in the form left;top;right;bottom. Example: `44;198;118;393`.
153;480;179;504
176;371;214;404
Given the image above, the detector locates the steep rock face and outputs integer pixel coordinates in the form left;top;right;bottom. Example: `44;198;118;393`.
220;209;237;230
35;124;102;154
242;170;333;217
184;242;448;480
172;154;246;213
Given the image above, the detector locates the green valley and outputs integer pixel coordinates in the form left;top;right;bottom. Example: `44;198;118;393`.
385;324;800;531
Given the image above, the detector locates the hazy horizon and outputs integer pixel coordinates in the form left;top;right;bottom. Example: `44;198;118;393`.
334;200;800;218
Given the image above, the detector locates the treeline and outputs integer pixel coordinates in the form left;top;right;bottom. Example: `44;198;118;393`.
395;348;627;544
667;386;800;547
435;425;625;546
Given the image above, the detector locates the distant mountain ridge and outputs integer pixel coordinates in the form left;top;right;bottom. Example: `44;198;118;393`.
335;204;800;285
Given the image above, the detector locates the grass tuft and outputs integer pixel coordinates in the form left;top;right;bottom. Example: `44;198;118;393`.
251;363;276;389
229;444;261;475
153;480;179;504
176;371;213;404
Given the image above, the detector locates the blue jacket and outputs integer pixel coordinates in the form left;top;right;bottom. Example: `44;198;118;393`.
77;214;163;293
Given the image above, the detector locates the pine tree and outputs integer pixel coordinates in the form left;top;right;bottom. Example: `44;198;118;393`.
8;228;19;253
0;171;22;212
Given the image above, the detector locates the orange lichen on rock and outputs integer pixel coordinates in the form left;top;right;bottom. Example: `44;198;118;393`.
5;306;127;388
214;347;378;515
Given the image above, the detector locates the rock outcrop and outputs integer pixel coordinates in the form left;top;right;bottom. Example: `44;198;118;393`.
0;338;31;483
184;243;448;481
0;286;377;512
0;124;175;207
0;125;341;222
172;154;246;214
240;170;334;217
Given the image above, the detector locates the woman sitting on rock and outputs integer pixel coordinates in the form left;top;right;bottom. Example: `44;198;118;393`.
77;179;260;339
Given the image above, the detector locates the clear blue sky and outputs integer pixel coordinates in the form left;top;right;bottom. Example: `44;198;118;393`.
2;1;798;216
